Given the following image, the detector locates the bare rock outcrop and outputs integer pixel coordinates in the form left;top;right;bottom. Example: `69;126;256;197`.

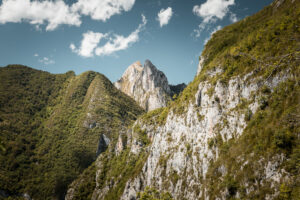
114;60;171;111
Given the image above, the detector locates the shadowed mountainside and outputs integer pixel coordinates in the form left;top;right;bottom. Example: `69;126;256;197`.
0;65;143;199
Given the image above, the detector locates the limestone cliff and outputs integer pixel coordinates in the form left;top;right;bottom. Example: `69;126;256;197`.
120;64;296;200
114;60;171;111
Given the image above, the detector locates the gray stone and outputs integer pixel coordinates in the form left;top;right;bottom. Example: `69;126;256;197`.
114;60;171;111
96;134;110;157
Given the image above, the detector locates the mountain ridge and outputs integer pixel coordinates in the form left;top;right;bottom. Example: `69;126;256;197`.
0;0;299;199
0;65;143;199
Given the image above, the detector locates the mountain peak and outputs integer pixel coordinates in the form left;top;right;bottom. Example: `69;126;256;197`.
114;60;171;111
144;59;153;67
132;60;143;69
123;61;143;75
143;59;161;75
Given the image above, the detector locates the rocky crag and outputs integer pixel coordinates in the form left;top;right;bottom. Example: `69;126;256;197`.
114;60;186;111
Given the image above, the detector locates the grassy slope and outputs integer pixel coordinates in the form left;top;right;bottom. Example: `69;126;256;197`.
168;0;300;115
68;126;150;200
0;65;143;199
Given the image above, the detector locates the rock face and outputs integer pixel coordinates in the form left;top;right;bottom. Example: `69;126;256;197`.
114;60;171;111
196;56;204;76
81;58;297;200
96;134;110;157
120;66;292;200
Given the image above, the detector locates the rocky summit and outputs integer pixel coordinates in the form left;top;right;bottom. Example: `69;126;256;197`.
114;60;172;111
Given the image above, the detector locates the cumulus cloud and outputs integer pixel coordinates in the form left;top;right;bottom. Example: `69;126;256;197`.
72;0;135;22
95;14;146;56
70;43;76;51
0;0;81;31
192;0;235;37
71;15;147;57
70;31;106;57
229;13;238;22
39;57;55;65
0;0;136;31
157;7;173;27
193;0;235;23
193;23;207;38
204;25;222;44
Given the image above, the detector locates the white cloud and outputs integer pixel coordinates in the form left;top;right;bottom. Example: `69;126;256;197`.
204;25;222;44
229;13;238;22
71;15;147;57
211;25;222;35
193;22;207;38
70;31;106;57
193;0;235;23
34;24;42;31
96;14;146;56
39;57;55;65
34;53;39;57
0;0;81;31
70;43;76;51
72;0;135;22
157;7;173;27
0;0;136;31
192;0;235;37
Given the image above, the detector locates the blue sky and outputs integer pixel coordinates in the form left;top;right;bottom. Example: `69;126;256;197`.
0;0;273;84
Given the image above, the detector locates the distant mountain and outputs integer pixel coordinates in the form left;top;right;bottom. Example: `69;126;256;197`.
169;83;187;98
114;60;186;111
0;65;143;200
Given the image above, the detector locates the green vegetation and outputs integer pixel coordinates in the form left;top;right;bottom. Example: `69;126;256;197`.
0;65;143;199
133;124;150;145
67;145;149;200
72;163;97;200
185;143;192;157
203;0;300;80
140;107;169;126
96;148;148;200
137;187;173;200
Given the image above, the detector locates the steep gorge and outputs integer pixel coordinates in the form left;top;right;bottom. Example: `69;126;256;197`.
68;0;300;199
0;0;299;199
